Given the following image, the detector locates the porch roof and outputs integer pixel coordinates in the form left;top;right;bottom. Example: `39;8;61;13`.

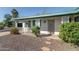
12;9;79;20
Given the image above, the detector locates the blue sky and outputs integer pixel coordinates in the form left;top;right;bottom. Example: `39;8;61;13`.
0;7;76;22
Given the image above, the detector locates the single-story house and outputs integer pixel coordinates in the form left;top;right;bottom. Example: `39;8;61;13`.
12;9;79;35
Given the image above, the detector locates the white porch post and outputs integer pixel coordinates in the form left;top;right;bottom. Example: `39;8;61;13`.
23;22;25;28
22;22;26;32
15;21;18;27
61;16;69;24
23;22;29;32
36;19;40;27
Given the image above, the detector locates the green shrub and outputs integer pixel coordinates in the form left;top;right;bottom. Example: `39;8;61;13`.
0;25;4;30
31;26;40;37
10;27;19;34
59;22;79;45
0;22;4;30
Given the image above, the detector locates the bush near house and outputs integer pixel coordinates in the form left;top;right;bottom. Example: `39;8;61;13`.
59;22;79;45
10;27;19;34
31;26;40;37
0;25;4;30
0;22;4;30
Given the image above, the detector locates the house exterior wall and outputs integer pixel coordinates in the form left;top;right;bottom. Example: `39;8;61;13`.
48;20;54;33
15;16;70;35
15;21;18;27
35;19;40;27
54;17;62;35
54;16;69;35
61;16;69;23
40;19;50;34
15;20;24;29
15;20;29;32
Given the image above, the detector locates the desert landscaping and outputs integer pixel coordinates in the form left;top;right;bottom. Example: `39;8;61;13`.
0;30;79;51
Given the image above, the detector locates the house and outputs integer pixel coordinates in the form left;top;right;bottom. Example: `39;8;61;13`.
12;9;79;35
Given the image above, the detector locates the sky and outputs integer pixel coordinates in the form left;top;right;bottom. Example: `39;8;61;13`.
0;7;76;22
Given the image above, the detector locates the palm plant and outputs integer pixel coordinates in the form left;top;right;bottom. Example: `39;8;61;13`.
11;9;19;18
11;9;19;27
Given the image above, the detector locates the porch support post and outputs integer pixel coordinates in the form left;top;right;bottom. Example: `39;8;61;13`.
23;22;25;28
15;21;18;27
61;16;69;24
35;19;40;27
22;22;26;32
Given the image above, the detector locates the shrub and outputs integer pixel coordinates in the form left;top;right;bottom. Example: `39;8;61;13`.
10;27;19;34
0;22;4;30
31;26;40;37
0;25;4;30
59;22;79;45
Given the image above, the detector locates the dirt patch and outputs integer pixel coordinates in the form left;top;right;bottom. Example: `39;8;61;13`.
0;34;78;51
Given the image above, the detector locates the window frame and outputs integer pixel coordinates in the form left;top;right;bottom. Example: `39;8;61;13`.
17;23;23;27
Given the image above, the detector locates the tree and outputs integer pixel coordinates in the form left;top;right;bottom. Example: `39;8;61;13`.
4;14;12;20
3;9;19;27
11;9;19;18
0;22;4;30
4;14;12;27
11;9;19;27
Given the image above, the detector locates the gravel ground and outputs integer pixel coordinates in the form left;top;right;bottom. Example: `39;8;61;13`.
0;34;79;51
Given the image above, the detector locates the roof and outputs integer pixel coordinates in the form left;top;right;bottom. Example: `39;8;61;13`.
12;9;79;20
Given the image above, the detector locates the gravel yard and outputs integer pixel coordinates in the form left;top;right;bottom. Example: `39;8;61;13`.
0;34;79;51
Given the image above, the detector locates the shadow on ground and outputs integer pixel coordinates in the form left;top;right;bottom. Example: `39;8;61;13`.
0;34;78;51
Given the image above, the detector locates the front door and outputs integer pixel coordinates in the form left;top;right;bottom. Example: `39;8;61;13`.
48;20;54;34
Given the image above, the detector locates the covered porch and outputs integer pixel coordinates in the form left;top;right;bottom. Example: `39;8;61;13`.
14;17;61;35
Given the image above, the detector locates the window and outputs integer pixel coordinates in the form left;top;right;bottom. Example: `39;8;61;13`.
33;20;35;26
63;16;69;23
28;21;31;27
69;18;72;22
17;23;22;27
74;16;79;22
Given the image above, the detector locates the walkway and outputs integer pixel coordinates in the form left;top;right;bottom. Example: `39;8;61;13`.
0;28;10;37
0;31;10;37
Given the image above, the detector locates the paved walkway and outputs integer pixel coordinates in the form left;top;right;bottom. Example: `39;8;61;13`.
44;35;60;40
0;31;10;37
0;28;10;37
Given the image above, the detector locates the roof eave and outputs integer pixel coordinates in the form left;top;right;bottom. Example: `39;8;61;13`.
13;12;79;20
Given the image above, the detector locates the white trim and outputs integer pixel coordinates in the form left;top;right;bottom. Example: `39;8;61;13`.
61;16;69;23
40;31;50;34
35;19;40;27
15;21;17;27
22;22;29;32
54;32;59;35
